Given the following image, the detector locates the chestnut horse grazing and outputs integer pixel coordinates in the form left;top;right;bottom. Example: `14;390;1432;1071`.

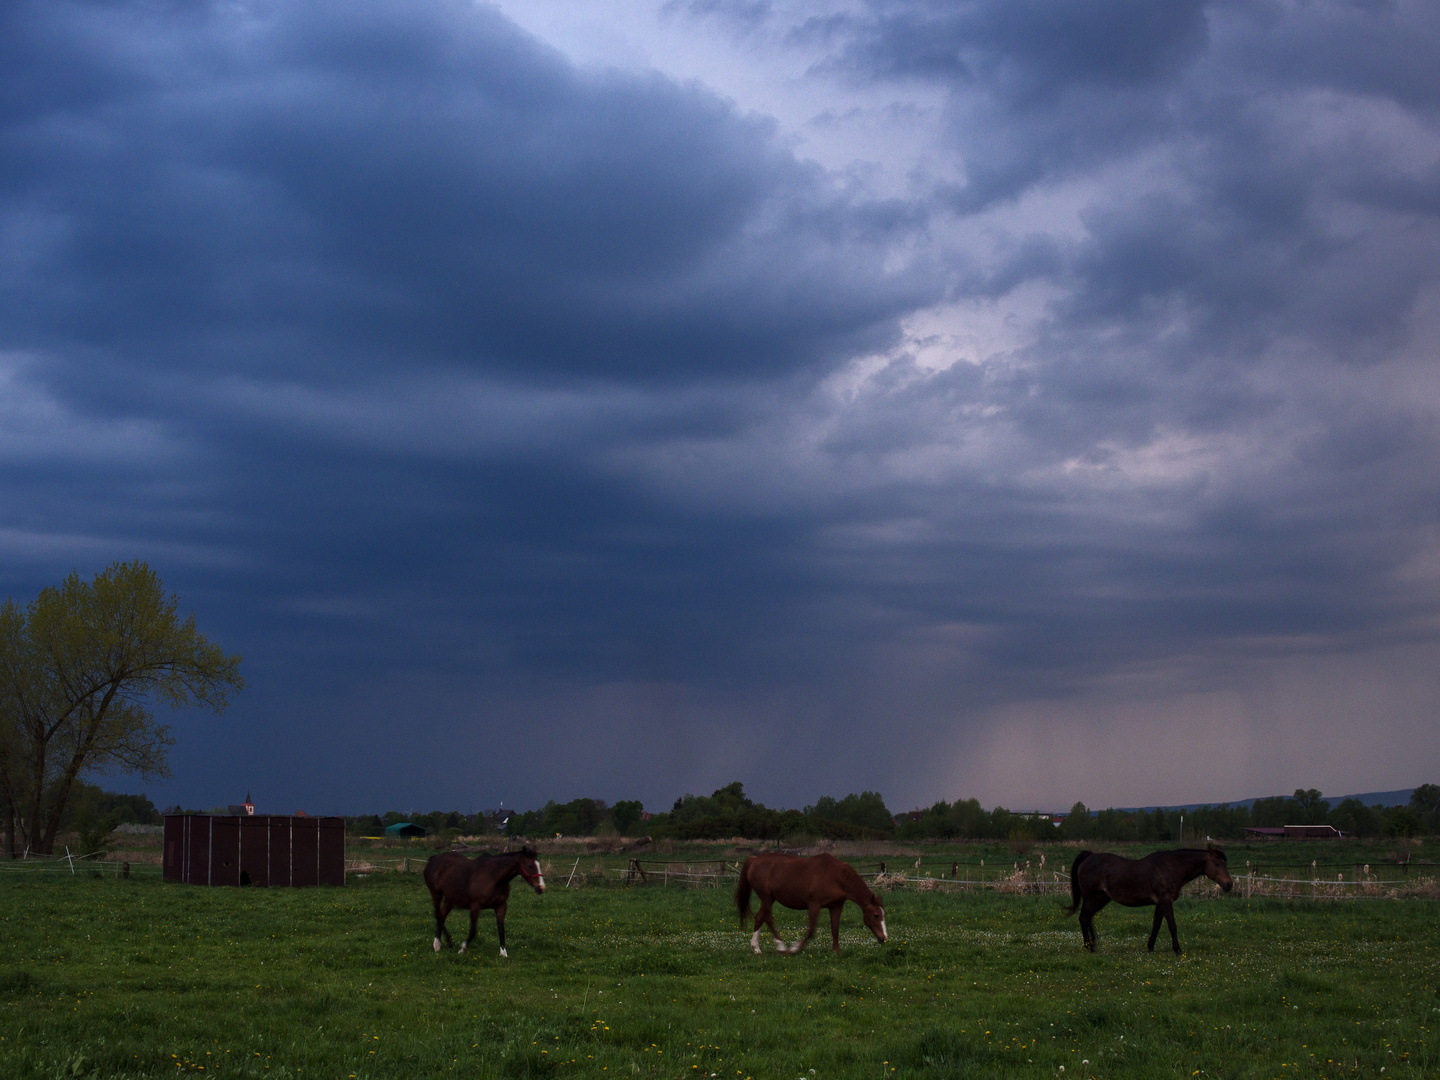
735;853;887;955
1065;847;1232;954
424;847;545;957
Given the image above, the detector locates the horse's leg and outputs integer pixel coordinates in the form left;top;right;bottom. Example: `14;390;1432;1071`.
433;896;454;952
788;906;820;954
458;903;480;954
828;903;844;954
1079;895;1107;952
494;899;509;958
753;898;785;952
1146;906;1163;951
1162;899;1180;954
749;890;768;953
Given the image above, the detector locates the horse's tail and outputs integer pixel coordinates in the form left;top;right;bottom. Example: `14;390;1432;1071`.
1064;851;1093;916
734;860;753;926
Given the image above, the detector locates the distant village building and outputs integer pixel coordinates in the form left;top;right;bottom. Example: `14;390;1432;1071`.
226;791;256;816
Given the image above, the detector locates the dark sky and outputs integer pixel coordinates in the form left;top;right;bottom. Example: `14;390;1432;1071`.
3;0;1438;815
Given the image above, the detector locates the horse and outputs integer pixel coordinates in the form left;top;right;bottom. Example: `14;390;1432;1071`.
423;846;545;957
1065;847;1232;954
734;852;887;955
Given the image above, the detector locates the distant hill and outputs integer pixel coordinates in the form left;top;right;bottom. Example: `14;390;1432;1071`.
1100;788;1415;814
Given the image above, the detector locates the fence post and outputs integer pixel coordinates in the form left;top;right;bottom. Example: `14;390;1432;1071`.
65;846;75;876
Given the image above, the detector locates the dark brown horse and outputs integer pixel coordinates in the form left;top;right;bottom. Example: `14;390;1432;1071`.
735;852;887;955
423;847;545;957
1065;847;1232;954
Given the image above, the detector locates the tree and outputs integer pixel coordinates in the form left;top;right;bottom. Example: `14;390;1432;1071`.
0;562;243;856
1328;798;1382;839
1060;801;1092;840
1293;788;1329;825
611;799;643;835
805;791;895;835
1409;784;1440;834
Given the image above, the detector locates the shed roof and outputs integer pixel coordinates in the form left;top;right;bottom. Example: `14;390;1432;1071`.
384;822;427;838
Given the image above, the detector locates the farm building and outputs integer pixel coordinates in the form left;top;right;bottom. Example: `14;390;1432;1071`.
163;814;345;886
384;822;427;838
1243;824;1342;840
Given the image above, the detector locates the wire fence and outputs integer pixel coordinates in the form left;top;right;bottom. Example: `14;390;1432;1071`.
7;848;1436;901
0;850;160;878
589;855;1440;900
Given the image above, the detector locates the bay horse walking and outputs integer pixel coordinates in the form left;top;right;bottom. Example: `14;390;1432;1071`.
423;847;545;957
735;853;887;955
1065;847;1232;954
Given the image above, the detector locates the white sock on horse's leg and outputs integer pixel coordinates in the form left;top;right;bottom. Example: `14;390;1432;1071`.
499;947;508;958
458;941;467;953
751;930;762;954
433;937;441;952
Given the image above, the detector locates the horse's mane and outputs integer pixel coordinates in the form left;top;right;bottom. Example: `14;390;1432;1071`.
837;859;879;903
472;846;537;861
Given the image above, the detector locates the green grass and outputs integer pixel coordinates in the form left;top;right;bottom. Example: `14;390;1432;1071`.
1;870;1437;1079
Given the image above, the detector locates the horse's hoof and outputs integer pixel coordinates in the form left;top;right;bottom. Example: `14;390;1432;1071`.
498;947;508;958
433;938;441;953
458;942;467;954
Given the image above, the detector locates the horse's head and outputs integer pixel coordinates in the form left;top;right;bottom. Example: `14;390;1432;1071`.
1205;846;1233;893
517;846;545;893
861;891;888;944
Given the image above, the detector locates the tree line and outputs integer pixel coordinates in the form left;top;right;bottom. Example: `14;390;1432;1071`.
1045;787;1440;843
353;783;1440;844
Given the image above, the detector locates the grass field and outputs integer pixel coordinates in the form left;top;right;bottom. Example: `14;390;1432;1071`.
1;852;1438;1079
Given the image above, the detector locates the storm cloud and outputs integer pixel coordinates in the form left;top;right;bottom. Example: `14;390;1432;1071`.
2;0;1438;813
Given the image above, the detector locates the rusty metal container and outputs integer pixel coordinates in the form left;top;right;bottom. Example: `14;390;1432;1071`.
163;814;345;886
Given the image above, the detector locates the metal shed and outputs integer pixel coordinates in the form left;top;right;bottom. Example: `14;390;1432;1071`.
163;814;345;886
384;822;427;838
